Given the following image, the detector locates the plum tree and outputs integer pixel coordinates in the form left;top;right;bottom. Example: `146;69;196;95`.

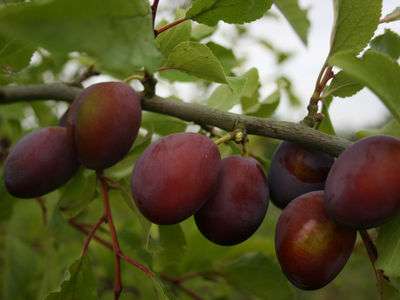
325;135;400;229
131;133;221;225
275;191;356;290
4;127;79;198
68;82;141;170
194;156;269;245
268;141;334;208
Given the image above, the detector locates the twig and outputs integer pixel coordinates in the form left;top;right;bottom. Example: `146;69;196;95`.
160;274;205;300
98;173;123;300
151;0;160;28
155;18;187;36
0;83;351;156
359;229;384;300
81;215;106;256
35;197;47;225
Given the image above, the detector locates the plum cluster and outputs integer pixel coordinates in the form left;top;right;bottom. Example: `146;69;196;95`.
270;136;400;290
4;82;400;292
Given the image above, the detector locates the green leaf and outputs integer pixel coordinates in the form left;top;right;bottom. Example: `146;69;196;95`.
273;0;310;45
206;42;238;74
377;216;400;277
163;41;227;83
277;76;301;106
325;71;364;98
30;102;58;127
222;252;294;299
0;0;162;77
186;0;273;26
0;34;34;73
208;68;260;111
370;29;400;60
318;96;336;135
245;90;280;118
329;0;382;57
0;173;16;223
158;224;186;272
356;119;400;139
46;256;97;300
141;111;187;136
191;23;216;41
58;169;97;219
329;50;400;123
156;18;191;57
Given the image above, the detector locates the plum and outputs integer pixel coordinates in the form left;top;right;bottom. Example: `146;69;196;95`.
131;133;221;225
4;127;79;198
68;82;141;170
195;155;269;245
325;135;400;229
275;191;356;290
268;141;334;208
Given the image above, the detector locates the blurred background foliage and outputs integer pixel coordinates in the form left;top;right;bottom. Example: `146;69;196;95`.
0;0;399;299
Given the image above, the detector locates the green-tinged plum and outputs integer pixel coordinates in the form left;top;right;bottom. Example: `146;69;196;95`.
68;81;141;170
268;141;334;209
325;135;400;229
131;133;221;225
275;191;356;290
4;127;79;198
195;155;269;246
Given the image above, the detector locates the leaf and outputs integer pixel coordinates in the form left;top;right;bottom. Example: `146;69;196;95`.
329;0;382;57
158;224;186;272
206;42;238;74
0;173;16;223
186;0;273;26
30;102;58;127
0;34;34;73
245;90;280;118
58;169;97;219
46;256;97;300
164;41;227;83
381;7;400;24
325;71;364;98
277;76;301;106
222;252;294;300
356;119;400;139
0;0;162;77
141;111;187;136
329;50;400;123
318;96;336;135
156;18;191;57
208;68;260;111
191;23;216;41
376;216;400;277
273;0;310;45
370;29;400;60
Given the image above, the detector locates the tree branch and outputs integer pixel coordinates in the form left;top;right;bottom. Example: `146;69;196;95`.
0;83;351;156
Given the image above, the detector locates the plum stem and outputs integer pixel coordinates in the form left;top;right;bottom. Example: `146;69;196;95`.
81;215;106;256
302;63;334;128
359;229;384;300
155;18;188;36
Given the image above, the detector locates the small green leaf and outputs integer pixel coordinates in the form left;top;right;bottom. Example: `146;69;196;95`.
273;0;310;45
330;50;400;123
325;71;364;98
141;111;187;136
156;18;191;57
377;216;400;277
30;102;58;127
46;256;97;300
206;42;238;74
356;119;400;139
58;169;97;219
191;23;216;41
329;0;382;57
0;34;34;73
381;7;400;24
318;96;336;135
158;224;186;272
370;29;400;60
245;90;280;118
164;41;227;83
222;252;294;299
186;0;273;26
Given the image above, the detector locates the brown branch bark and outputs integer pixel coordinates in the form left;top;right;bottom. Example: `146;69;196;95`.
0;83;351;156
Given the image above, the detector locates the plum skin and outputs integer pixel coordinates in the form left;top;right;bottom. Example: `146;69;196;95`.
68;81;141;170
325;135;400;229
275;191;356;290
268;141;334;209
131;133;221;225
4;127;79;198
195;155;269;246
